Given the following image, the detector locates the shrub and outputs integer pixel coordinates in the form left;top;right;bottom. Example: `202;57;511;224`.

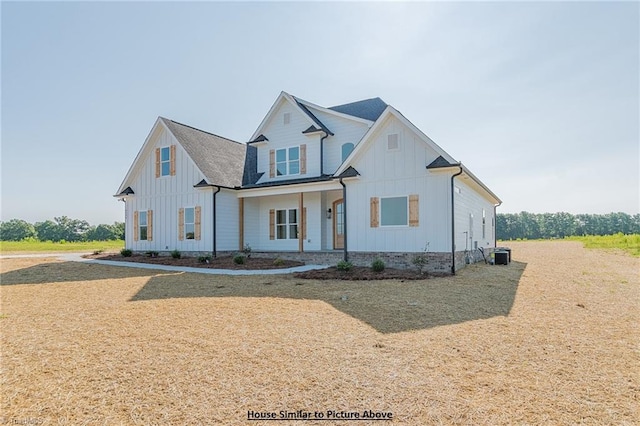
411;254;428;274
93;249;104;255
145;250;159;257
412;242;430;274
336;260;353;272
198;255;212;263
233;254;246;265
273;257;284;266
171;249;181;259
120;248;133;257
242;244;252;257
371;258;385;273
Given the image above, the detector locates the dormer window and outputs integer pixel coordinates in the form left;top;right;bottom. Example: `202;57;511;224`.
276;146;300;176
283;112;291;125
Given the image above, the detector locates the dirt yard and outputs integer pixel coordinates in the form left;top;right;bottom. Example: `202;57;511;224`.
1;241;638;425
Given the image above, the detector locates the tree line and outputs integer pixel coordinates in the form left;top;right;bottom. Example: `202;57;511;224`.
0;217;124;242
497;212;640;240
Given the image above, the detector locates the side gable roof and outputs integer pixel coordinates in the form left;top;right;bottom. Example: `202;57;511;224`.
115;117;250;195
161;118;247;188
329;97;387;121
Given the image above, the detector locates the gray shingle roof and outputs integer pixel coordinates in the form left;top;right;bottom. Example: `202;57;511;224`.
426;155;458;169
293;98;334;135
161;118;247;188
329;97;388;121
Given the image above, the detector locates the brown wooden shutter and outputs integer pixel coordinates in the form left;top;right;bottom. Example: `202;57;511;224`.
409;195;419;227
300;144;307;174
178;208;185;241
194;206;202;240
369;197;380;228
302;207;307;239
133;211;139;241
155;149;161;178
370;197;379;228
269;209;275;240
147;210;153;241
269;149;275;178
170;145;176;176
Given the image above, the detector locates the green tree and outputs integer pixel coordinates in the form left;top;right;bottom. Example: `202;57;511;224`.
0;219;37;241
35;220;63;242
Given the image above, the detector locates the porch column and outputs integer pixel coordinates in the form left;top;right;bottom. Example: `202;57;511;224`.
298;192;304;252
239;197;244;251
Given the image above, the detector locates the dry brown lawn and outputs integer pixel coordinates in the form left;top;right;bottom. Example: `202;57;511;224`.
1;241;638;425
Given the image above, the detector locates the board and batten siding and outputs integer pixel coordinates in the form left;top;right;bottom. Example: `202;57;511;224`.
301;106;371;174
255;100;320;184
453;177;496;252
345;114;454;253
124;126;238;252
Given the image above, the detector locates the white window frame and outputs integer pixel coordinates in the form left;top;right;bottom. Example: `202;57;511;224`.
380;196;409;227
139;211;148;241
160;146;171;177
184;207;195;240
275;146;300;176
276;208;298;240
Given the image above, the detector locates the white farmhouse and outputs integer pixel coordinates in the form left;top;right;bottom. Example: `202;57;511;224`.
115;92;501;273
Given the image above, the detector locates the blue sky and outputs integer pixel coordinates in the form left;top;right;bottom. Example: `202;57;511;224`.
2;1;638;225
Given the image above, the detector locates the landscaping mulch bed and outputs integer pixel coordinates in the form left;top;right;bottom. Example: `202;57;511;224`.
294;265;435;280
85;253;304;270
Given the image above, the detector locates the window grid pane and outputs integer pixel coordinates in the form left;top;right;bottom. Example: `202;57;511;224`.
185;208;194;224
161;147;170;161
381;197;408;226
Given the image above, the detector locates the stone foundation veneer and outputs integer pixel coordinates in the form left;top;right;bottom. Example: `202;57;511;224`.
133;248;497;274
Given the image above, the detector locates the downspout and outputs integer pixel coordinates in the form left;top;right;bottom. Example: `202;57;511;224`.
494;201;502;248
339;178;348;262
212;186;221;258
451;165;463;275
320;132;329;175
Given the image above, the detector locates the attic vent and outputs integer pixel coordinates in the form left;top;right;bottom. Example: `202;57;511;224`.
387;134;399;151
284;112;291;125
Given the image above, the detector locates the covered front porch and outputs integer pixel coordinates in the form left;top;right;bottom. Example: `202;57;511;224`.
238;180;346;254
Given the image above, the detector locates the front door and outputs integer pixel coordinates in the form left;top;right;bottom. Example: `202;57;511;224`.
333;199;344;250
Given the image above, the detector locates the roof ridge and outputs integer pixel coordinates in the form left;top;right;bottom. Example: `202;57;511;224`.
329;97;386;109
161;117;244;145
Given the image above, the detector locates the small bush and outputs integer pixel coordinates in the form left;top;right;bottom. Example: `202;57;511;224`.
242;244;252;257
411;254;427;273
336;260;353;272
145;250;159;257
371;258;385;273
273;257;284;266
120;248;133;257
93;249;104;255
171;249;181;259
198;255;212;263
233;254;246;264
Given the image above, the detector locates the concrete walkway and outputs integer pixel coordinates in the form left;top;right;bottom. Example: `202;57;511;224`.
1;252;330;276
